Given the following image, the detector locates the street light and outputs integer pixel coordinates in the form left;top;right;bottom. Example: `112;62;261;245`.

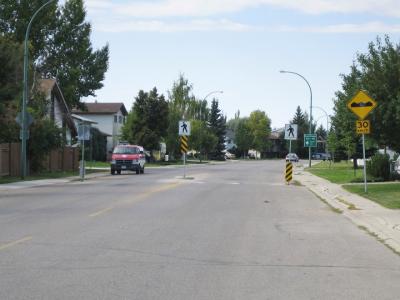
21;0;56;178
203;90;223;101
312;106;329;132
280;70;313;168
200;90;223;120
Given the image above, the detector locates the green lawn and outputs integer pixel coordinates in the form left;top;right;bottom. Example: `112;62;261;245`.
307;161;367;184
343;184;400;209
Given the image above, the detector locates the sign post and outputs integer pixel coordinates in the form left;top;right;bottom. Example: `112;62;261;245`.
284;124;298;153
347;90;377;193
179;120;190;179
78;124;91;181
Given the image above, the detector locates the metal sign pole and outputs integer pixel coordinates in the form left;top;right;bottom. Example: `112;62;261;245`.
80;139;85;181
183;153;186;179
289;140;292;153
362;134;367;193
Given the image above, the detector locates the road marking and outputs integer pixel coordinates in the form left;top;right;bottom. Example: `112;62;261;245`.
0;236;32;251
89;182;182;218
89;206;114;218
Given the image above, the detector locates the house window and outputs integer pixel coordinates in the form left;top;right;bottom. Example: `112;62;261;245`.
114;115;117;123
119;115;123;123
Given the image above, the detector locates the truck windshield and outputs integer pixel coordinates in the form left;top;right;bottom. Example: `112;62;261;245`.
113;146;139;154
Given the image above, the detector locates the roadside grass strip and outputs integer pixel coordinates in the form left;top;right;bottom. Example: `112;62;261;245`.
307;161;365;184
343;184;400;209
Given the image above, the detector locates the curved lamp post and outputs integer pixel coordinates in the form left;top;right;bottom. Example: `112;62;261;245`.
21;0;56;178
203;90;223;101
280;70;313;168
196;90;223;160
312;106;329;132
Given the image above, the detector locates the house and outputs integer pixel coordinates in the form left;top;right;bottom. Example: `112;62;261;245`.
37;78;77;145
72;102;128;154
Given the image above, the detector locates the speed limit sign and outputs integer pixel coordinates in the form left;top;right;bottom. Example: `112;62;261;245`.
356;120;370;134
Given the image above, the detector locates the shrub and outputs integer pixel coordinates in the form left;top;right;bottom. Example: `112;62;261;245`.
367;153;390;181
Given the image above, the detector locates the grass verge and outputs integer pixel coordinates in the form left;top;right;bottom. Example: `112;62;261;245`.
343;183;400;209
307;161;366;184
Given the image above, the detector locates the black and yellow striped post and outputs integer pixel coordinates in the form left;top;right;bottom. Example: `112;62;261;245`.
181;135;188;178
285;161;293;184
180;135;188;154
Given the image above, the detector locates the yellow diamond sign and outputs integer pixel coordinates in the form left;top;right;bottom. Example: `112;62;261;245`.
347;90;377;120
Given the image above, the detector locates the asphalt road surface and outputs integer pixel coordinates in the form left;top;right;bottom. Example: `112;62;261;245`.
1;160;400;299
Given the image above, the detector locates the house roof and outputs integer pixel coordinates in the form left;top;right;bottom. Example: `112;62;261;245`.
71;114;98;124
73;102;128;115
37;78;77;136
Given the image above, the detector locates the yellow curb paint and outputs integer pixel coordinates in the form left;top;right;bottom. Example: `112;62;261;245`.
0;236;32;251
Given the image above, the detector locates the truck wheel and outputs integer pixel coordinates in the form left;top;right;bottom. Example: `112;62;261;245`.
136;169;140;174
140;167;144;174
111;169;115;175
117;170;121;175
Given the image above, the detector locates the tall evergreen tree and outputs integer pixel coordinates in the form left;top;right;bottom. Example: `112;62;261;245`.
291;106;309;158
208;99;226;160
122;88;168;151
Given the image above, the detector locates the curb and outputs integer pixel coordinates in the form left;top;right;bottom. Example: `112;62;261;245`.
295;167;400;255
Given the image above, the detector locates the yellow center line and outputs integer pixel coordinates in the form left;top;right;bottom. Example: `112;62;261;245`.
89;206;114;218
89;182;183;218
0;236;33;251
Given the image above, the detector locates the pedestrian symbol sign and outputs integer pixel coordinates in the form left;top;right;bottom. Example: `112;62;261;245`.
179;120;191;136
347;90;377;120
284;124;298;140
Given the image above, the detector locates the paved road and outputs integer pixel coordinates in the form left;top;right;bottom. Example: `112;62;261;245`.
1;160;400;299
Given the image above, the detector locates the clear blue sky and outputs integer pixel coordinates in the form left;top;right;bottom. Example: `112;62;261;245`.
84;0;400;129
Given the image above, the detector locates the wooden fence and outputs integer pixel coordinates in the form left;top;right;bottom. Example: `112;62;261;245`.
0;143;79;177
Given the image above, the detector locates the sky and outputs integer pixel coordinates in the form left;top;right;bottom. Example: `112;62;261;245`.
83;0;400;130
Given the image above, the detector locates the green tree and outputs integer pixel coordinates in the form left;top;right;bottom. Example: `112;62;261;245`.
315;124;327;153
189;120;217;161
165;74;210;158
331;35;400;156
326;130;339;162
208;99;226;160
235;118;252;157
0;37;23;143
122;88;168;152
291;106;309;158
40;0;109;108
247;110;271;156
0;0;57;61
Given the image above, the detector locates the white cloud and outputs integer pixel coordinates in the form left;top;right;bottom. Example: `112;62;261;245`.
278;22;400;33
87;0;400;18
95;18;254;33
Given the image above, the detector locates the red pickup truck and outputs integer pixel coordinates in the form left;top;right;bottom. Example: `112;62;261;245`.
110;144;146;175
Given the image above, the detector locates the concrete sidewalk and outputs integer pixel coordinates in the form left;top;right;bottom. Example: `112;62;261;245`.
0;171;109;190
294;164;400;254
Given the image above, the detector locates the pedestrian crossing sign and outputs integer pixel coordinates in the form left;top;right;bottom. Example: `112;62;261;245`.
284;124;298;140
